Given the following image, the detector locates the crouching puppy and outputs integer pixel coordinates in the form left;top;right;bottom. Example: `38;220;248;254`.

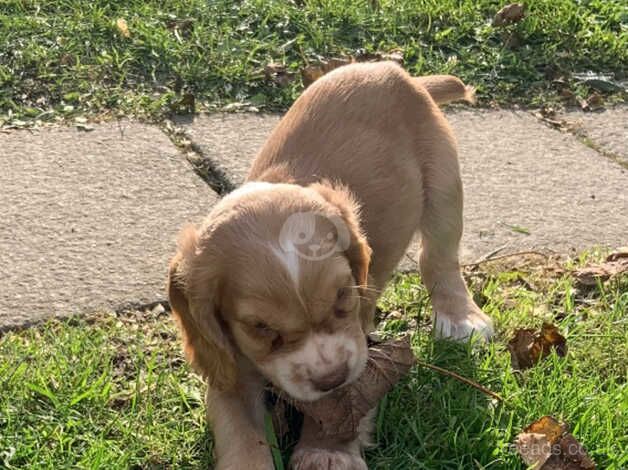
167;62;492;470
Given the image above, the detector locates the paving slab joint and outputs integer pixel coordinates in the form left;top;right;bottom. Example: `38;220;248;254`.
574;133;628;170
529;110;628;170
159;118;236;195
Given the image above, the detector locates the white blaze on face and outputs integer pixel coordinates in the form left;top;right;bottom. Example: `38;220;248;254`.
271;246;301;290
220;181;276;202
259;332;367;402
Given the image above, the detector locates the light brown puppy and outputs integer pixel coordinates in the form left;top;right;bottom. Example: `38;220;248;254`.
168;62;492;470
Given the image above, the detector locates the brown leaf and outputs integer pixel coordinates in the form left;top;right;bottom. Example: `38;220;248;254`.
275;337;415;441
264;62;294;86
559;88;576;102
573;253;628;287
515;432;553;469
355;49;404;65
116;18;131;38
379;50;404;65
577;96;590;112
493;3;526;27
507;323;567;370
525;416;567;445
165;17;195;33
301;57;353;86
585;92;604;110
606;248;628;262
559;434;596;469
169;93;195;114
515;416;596;469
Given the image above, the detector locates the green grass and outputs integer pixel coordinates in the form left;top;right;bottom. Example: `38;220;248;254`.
1;0;626;126
1;253;627;469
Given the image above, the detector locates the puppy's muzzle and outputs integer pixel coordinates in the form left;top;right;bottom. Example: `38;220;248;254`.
311;363;349;392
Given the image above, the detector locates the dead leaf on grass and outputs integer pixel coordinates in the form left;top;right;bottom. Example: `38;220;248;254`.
533;109;574;132
355;49;404;65
116;18;131;38
165;17;195;33
301;50;405;86
301;57;353;87
493;3;526;27
585;92;604;110
508;323;567;370
515;416;596;469
169;93;196;114
573;251;628;287
606;248;628;262
264;62;295;86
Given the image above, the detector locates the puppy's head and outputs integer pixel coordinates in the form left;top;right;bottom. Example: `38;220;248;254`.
168;182;372;401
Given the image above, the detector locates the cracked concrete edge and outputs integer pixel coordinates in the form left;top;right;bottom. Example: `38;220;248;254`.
0;298;172;337
573;133;627;170
159;118;236;195
530;107;628;170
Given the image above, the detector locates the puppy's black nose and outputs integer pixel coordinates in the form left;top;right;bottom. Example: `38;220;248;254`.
312;364;349;392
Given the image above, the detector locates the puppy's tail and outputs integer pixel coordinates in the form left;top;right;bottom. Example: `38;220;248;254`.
413;75;476;105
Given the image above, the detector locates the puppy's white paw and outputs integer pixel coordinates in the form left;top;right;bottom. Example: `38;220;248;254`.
290;448;367;470
433;308;493;341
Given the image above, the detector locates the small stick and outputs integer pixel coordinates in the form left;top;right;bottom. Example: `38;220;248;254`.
415;359;504;402
463;250;553;268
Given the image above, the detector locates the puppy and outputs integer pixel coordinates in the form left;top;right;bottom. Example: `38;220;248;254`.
167;62;492;470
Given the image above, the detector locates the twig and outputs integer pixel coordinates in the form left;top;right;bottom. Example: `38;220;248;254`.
471;243;509;264
414;359;504;402
463;250;553;268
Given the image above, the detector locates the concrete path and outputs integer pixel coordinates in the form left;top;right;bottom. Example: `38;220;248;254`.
1;107;626;329
0;122;217;330
179;108;627;270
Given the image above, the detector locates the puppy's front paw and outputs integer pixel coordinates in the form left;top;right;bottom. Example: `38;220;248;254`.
290;447;367;470
433;305;493;341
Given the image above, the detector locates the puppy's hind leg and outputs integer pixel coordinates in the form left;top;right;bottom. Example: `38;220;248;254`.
418;130;493;341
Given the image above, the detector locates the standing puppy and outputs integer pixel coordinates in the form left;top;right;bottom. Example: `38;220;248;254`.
167;62;492;470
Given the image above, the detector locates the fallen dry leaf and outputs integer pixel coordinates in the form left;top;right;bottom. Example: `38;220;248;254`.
508;323;567;370
585;92;604;110
169;93;195;114
516;431;554;468
165;17;195;33
515;416;596;469
606;248;628;262
301;50;406;86
577;96;591;112
116;18;131;38
355;49;404;65
493;3;526;27
264;62;294;87
573;251;628;287
301;57;353;87
272;337;415;441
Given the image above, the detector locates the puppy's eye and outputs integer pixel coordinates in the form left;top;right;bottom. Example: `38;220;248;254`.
253;321;277;338
334;308;349;319
336;288;346;301
334;287;355;318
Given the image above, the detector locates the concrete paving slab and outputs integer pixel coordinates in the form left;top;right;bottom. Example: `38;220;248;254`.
562;107;628;167
450;109;626;262
180;109;627;271
177;113;279;187
0;122;218;330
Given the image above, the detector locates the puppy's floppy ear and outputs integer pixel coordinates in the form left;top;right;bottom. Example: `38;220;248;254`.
167;224;237;391
309;182;372;288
